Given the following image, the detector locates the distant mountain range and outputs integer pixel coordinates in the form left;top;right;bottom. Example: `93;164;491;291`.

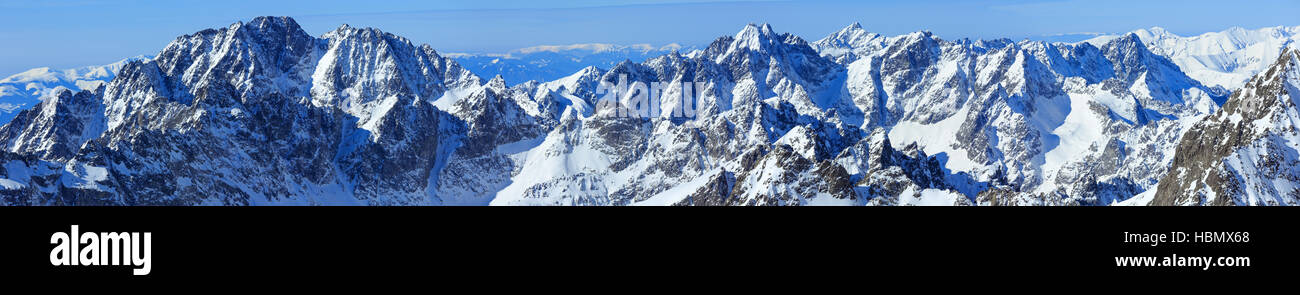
446;43;697;86
0;56;150;124
0;17;1296;205
1086;26;1299;90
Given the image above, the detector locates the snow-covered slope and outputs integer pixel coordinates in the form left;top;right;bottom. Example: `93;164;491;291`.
812;23;1225;205
1153;49;1300;205
0;87;106;162
449;43;693;86
487;23;870;206
0;55;149;124
0;16;1296;206
1085;26;1300;90
0;17;487;205
810;22;887;64
485;22;1227;206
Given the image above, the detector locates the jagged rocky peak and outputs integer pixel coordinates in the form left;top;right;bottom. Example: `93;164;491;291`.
600;59;659;86
1152;49;1300;206
322;22;440;59
826;22;875;46
1098;25;1300;91
576;65;602;75
244;16;312;42
0;16;500;205
1095;32;1222;109
903;30;937;41
732;23;783;51
0;86;106;162
700;23;844;94
1218;48;1300;118
811;22;887;64
124;15;323;119
559;65;602;83
702;23;823;61
977;38;1017;51
877;30;944;69
541;65;604;100
1098;33;1157;78
1097;32;1193;85
841;22;864;34
485;75;508;93
311;19;482;114
157;15;316;76
10;16;1300;206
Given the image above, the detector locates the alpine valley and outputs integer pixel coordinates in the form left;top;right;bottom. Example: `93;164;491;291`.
1;16;1297;206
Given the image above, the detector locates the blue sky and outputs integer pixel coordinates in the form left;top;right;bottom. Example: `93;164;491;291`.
1;0;1298;75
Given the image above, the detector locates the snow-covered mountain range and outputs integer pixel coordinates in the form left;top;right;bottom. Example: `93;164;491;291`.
1086;26;1299;91
448;43;694;86
0;55;150;124
0;17;1296;205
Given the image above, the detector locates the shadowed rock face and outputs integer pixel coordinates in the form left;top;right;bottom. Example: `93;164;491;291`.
0;17;1283;206
461;23;1230;206
0;17;487;205
0;87;106;162
1153;49;1300;206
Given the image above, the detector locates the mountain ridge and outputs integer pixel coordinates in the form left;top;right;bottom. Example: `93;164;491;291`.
0;17;1298;205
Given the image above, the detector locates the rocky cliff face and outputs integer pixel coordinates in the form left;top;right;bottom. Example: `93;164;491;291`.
1153;49;1300;205
0;87;106;162
0;16;1294;206
0;17;484;205
815;23;1227;205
